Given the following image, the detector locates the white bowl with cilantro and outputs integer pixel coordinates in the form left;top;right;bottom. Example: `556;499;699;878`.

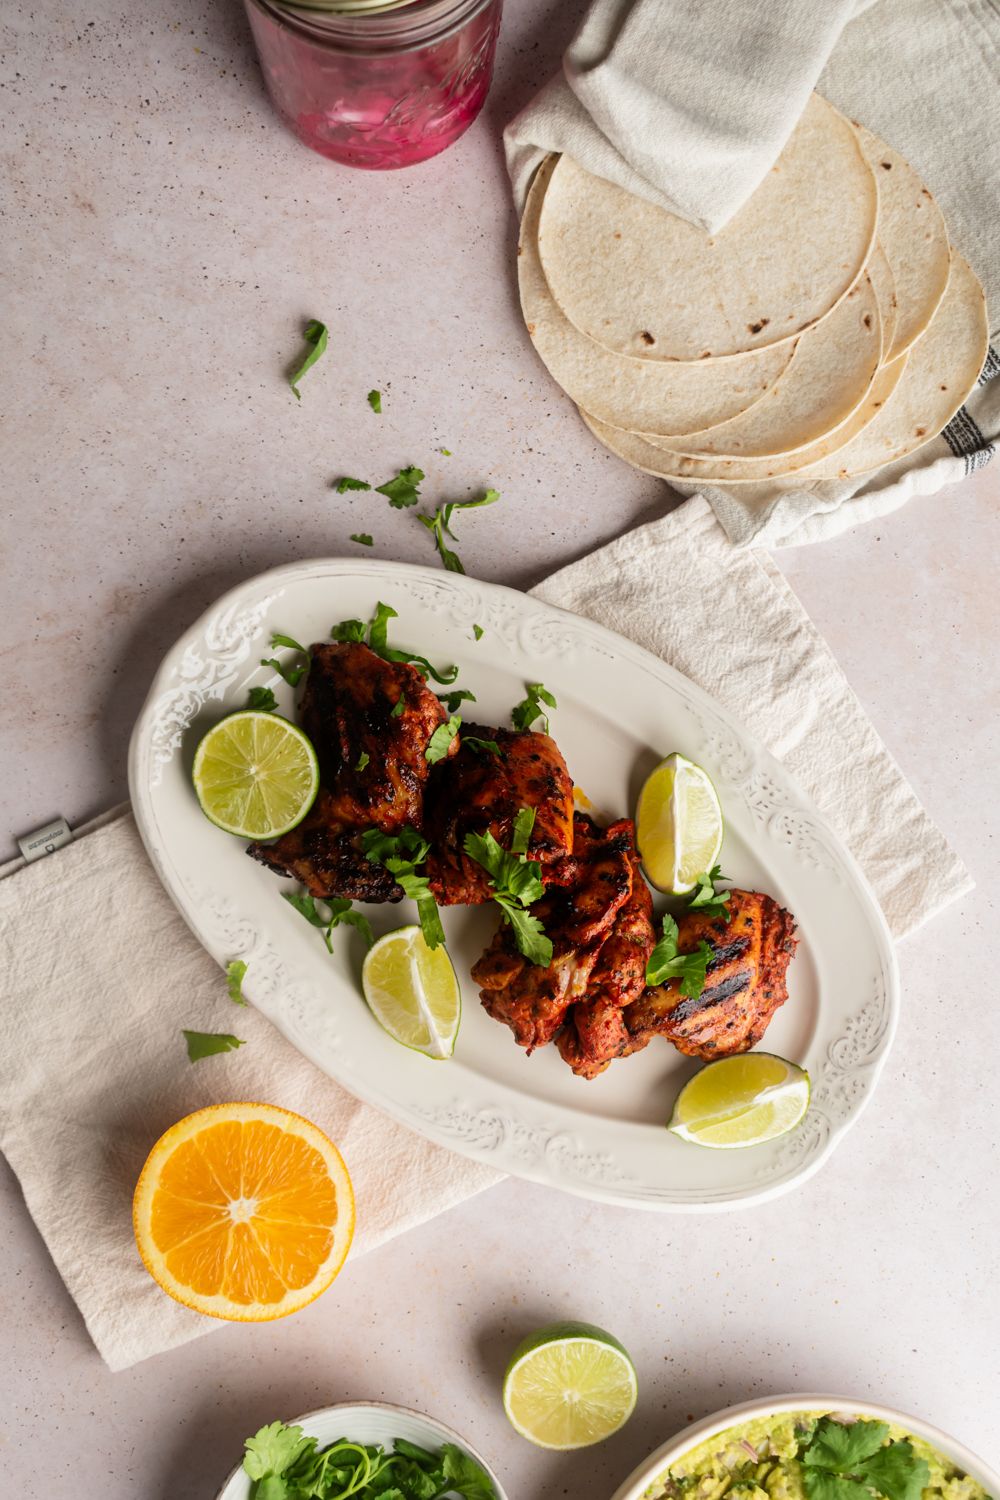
609;1396;999;1500
215;1400;507;1500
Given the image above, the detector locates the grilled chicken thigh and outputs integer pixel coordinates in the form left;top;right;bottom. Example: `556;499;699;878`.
556;847;655;1078
472;813;636;1052
248;641;453;901
622;890;797;1062
425;725;574;905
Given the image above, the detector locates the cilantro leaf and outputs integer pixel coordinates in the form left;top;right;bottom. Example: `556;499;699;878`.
440;1443;498;1500
805;1421;892;1474
804;1474;871;1500
497;898;552;967
247;684;279;713
362;827;444;950
282;890;372;953
376;466;423;509
463;829;551;965
243;1422;316;1482
331;618;367;643
425;715;461;764
328;603;458;685
438;688;476;713
336;476;371;493
390;693;406;719
368;601;398;654
356;750;370;772
226;959;247;1005
261;633;310;688
288;319;328;400
440;446;452;456
464;736;501;757
858;1445;930;1500
351;533;374;547
511;806;536;855
511;681;557;733
183;1030;245;1062
645;913;713;996
473;624;484;641
418;489;500;574
367;388;382;413
687;864;732;919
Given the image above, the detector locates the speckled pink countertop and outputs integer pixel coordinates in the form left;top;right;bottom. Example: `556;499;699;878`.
1;2;998;1496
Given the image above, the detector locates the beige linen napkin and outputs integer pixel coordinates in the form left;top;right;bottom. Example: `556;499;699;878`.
0;499;971;1371
506;0;1000;545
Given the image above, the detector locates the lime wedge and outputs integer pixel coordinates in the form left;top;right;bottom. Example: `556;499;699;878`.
362;925;461;1059
502;1320;637;1450
668;1053;810;1149
636;751;723;894
192;710;319;839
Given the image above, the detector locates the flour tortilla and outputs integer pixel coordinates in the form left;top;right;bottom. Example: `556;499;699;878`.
641;274;882;459
581;357;907;484
775;252;988;479
538;93;879;361
518;157;792;438
865;243;898;361
854;123;950;361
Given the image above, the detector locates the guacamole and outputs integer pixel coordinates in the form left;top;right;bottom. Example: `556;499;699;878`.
645;1412;992;1500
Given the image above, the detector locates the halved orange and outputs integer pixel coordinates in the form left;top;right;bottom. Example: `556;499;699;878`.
132;1102;354;1322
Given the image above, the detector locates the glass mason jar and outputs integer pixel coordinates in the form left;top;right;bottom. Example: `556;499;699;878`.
244;0;504;170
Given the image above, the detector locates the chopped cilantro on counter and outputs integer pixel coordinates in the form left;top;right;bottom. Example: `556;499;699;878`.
335;476;371;493
288;319;328;399
367;388;382;413
418;489;500;573
350;533;373;547
375;465;423;509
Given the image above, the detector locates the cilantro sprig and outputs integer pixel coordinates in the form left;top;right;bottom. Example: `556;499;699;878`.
331;601;459;685
511;681;556;733
375;465;423;509
282;890;374;954
288;319;328;400
425;715;461;764
418;489;500;573
645;913;713;996
242;1420;496;1500
362;827;444;949
335;476;371;494
367;388;382;414
687;864;731;920
226;959;248;1005
246;685;278;713
800;1419;930;1500
261;632;310;688
464;825;552;967
183;1030;245;1062
438;688;476;713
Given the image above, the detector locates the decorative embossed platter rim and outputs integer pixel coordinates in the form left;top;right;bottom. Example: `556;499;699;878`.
129;558;899;1212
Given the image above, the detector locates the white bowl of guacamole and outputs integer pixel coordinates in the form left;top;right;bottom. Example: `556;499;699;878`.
609;1398;998;1500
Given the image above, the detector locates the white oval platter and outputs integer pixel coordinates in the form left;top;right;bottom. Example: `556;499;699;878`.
128;558;898;1212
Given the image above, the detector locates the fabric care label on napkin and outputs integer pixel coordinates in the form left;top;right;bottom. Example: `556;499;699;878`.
0;810;500;1372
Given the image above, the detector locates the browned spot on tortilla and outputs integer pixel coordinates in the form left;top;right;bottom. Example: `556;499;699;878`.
526;322;536;335
613;231;622;239
874;401;883;408
921;187;931;198
915;426;927;436
640;331;656;345
517;244;523;255
881;161;892;170
699;351;712;360
747;318;770;335
941;384;948;391
863;314;873;328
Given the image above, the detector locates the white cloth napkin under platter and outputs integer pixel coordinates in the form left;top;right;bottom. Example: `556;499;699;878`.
0;498;971;1371
505;0;1000;546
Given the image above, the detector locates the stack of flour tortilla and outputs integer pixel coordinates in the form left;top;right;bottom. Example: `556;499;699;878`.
518;94;989;488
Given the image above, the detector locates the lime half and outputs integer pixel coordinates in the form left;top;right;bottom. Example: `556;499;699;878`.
192;710;319;839
502;1320;637;1450
636;751;724;894
362;925;461;1059
669;1053;810;1149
